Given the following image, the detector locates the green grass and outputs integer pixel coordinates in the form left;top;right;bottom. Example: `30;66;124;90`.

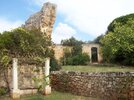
0;91;99;100
62;65;134;72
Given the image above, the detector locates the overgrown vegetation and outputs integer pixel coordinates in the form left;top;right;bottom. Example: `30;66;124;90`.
0;28;50;64
0;28;60;93
101;14;134;66
0;87;8;96
32;75;50;92
61;37;90;65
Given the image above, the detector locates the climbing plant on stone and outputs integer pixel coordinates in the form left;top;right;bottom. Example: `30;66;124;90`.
0;28;52;92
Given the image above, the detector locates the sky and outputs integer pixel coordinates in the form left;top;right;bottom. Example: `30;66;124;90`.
0;0;134;43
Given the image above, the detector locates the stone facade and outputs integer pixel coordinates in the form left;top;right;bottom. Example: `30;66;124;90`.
82;43;103;63
18;65;44;89
52;45;72;61
53;43;103;63
23;2;56;38
0;64;44;89
52;45;65;61
51;71;134;100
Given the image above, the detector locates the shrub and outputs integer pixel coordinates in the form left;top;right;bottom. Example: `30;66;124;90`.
60;37;90;65
50;57;61;71
71;53;90;65
0;87;8;96
62;53;90;65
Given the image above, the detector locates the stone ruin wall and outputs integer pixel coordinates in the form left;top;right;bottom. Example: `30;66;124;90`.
51;71;134;100
82;43;103;63
52;45;72;61
0;64;44;89
23;2;56;38
53;43;103;63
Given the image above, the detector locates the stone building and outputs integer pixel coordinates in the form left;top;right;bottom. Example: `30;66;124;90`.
82;43;102;63
53;43;103;63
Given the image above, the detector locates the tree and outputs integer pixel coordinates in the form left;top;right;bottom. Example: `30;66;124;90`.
61;37;84;46
61;37;83;56
0;28;51;58
93;34;104;44
101;14;134;65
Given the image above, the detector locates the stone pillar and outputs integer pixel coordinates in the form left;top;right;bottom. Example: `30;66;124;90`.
90;47;92;63
43;58;51;95
11;58;20;99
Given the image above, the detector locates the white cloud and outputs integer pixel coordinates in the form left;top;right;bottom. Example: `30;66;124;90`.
0;18;23;33
32;0;134;37
52;23;76;43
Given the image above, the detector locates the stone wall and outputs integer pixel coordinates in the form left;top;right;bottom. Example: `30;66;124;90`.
52;45;72;61
23;2;56;38
0;64;44;89
53;43;103;63
18;65;44;89
82;43;103;63
51;71;134;100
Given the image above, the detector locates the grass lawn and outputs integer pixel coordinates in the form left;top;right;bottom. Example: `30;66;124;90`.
0;91;99;100
62;65;134;72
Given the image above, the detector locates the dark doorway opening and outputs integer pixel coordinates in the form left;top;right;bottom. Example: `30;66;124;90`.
91;47;98;63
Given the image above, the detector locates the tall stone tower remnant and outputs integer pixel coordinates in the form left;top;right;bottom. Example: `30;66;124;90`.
23;2;57;38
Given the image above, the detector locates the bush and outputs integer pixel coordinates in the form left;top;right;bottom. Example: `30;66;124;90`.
63;53;90;65
60;37;90;65
0;87;8;96
71;53;90;65
50;57;61;71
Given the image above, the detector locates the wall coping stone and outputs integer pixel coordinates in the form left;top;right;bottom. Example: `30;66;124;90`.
51;71;134;77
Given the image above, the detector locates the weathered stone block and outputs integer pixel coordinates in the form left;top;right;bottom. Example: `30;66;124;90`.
10;90;20;99
42;85;51;95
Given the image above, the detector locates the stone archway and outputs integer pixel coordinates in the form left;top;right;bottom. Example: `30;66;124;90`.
91;47;98;63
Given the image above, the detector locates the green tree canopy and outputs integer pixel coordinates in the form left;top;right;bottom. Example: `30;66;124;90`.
61;37;84;46
101;14;134;65
0;28;51;57
93;34;104;44
0;28;52;68
61;37;84;56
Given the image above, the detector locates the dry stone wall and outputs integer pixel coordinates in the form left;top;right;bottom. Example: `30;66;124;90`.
51;71;134;100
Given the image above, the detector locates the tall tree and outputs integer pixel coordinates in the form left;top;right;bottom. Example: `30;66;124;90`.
101;14;134;65
93;34;104;44
61;37;84;46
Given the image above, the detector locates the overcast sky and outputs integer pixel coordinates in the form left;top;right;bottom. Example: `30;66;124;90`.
0;0;134;43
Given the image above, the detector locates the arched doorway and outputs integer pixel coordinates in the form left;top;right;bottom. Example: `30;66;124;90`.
91;47;98;63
